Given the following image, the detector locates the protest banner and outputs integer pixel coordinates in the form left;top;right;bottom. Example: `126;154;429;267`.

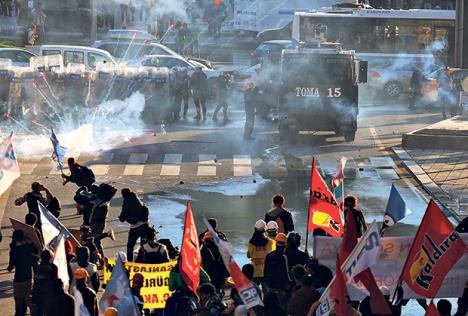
313;233;468;299
10;217;43;251
103;259;176;309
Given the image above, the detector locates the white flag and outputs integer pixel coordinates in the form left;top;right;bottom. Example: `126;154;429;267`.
316;221;381;316
39;202;60;246
49;234;70;291
0;132;20;197
74;286;91;316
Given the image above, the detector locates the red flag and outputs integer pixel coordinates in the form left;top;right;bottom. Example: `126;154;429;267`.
330;257;354;316
425;301;441;316
307;158;343;237
340;207;392;315
179;202;201;295
400;199;468;298
214;0;221;5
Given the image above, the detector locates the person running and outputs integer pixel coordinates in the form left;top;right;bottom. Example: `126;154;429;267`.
62;157;96;189
74;268;99;316
343;195;367;238
247;219;275;284
265;194;294;234
7;230;38;316
119;188;150;261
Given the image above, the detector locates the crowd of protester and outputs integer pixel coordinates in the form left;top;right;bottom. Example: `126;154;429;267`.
5;157;468;316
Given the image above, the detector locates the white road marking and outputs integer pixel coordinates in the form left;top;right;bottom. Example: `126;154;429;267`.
163;154;182;164
160;165;181;176
199;154;217;165
128;153;148;164
234;165;252;177
89;153;114;176
197;165;217;176
233;154;251;165
124;153;148;175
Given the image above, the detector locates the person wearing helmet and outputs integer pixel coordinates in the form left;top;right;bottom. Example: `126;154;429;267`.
247;219;275;284
266;221;279;240
265;195;294;235
104;307;118;316
74;268;98;316
263;233;293;309
190;66;208;120
285;232;309;271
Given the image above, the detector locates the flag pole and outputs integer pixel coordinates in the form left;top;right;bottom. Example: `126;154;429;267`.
305;158;314;254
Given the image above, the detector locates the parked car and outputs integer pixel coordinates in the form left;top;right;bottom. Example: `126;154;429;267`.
26;45;117;70
139;55;218;78
250;40;294;66
0;48;36;67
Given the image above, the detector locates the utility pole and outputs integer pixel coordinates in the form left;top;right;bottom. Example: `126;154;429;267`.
455;0;467;68
90;0;97;42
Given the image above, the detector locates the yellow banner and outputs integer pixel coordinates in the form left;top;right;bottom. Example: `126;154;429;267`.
103;259;176;309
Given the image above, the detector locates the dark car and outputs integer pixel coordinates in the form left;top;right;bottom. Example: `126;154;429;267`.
250;40;294;66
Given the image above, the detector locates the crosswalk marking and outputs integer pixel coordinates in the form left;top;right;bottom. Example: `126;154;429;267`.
124;153;148;176
197;166;217;176
19;163;38;175
233;155;251;166
163;154;182;164
160;165;180;176
89;153;114;176
92;164;110;176
234;165;252;177
128;153;148;164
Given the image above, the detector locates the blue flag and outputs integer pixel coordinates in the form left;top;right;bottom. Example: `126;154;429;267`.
100;258;139;316
381;184;412;232
50;128;67;171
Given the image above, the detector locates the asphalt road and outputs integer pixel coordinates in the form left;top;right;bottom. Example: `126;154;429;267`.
0;93;446;315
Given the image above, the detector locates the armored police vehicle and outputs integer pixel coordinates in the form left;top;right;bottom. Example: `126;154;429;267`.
277;26;367;142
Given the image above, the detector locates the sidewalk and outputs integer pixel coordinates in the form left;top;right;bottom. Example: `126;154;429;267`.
394;147;468;219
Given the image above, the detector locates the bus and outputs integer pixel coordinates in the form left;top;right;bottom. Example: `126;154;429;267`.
291;9;456;98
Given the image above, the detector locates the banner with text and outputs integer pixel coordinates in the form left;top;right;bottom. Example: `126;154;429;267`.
313;234;468;299
103;259;176;309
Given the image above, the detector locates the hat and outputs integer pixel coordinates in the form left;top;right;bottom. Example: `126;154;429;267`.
254;219;266;231
204;231;213;240
104;307;118;316
133;273;144;284
380;286;391;296
266;221;278;230
275;233;287;243
74;268;89;280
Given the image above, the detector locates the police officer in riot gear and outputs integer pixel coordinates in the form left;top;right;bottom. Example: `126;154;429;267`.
212;72;230;123
190;66;208;121
170;67;190;121
243;83;256;140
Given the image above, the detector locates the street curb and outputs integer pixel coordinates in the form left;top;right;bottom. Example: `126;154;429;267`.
392;147;462;222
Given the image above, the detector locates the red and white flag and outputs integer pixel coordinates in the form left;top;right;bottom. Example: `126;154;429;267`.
308;158;343;237
424;301;441;316
400;199;468;298
332;156;347;189
179;202;201;296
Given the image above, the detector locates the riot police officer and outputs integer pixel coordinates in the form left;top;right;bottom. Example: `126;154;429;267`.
243;84;256;140
170;67;190;121
212;72;230;123
190;67;208;121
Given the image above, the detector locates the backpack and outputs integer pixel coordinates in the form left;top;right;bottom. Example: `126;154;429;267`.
142;242;168;264
136;204;149;223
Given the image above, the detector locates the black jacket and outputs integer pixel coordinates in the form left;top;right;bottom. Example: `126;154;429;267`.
119;192;149;225
264;249;292;291
285;247;309;271
77;283;99;316
190;69;208;93
265;207;295;234
8;241;38;282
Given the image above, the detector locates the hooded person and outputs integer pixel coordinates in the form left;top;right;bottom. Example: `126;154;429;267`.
264;195;294;234
247;219;275;284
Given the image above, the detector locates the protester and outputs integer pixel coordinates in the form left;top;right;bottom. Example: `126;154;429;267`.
70;246;100;292
359;286;397;316
30;250;59;316
15;181;53;229
266;221;279;240
168;257;211;298
227;264;263;315
264;194;294;234
263;233;293;309
163;288;198;316
247;219;275;284
61;157;96;189
201;231;229;292
24;213;44;247
74;268;99;316
7;230;38;316
119;188;150;261
285;232;309;270
198;217;227;243
343;195;367;237
290;265;307;292
437;299;452;316
288;274;320;316
198;283;227;316
262;291;286;316
305;257;333;292
104;307;119;316
135;226;171;264
131;273;145;314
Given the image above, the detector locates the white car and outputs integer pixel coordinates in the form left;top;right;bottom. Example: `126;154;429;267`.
0;48;36;67
26;45;117;70
139;55;219;79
